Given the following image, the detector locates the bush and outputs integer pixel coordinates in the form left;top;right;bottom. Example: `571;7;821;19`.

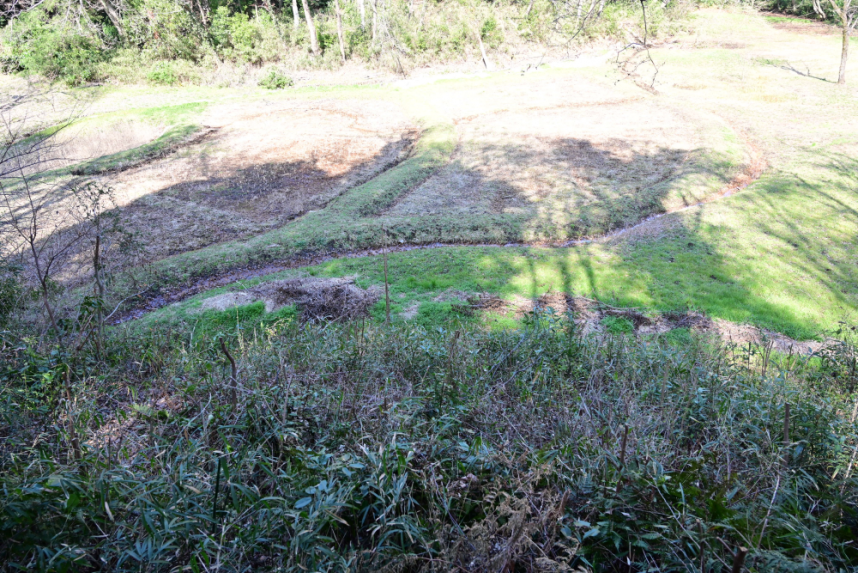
210;7;283;64
0;262;22;327
0;13;102;85
258;67;294;89
125;0;207;61
1;313;856;570
147;61;178;85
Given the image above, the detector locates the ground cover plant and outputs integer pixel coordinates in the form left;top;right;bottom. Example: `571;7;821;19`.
2;309;858;571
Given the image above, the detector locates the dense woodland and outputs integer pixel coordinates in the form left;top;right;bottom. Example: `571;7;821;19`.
0;0;854;85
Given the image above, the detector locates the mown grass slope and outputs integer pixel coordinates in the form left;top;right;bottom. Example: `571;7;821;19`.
127;10;858;341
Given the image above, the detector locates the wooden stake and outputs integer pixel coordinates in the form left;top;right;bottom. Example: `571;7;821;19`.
383;228;390;324
219;339;238;407
619;424;629;467
731;546;748;573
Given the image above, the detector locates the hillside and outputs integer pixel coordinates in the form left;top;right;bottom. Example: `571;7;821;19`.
1;4;858;572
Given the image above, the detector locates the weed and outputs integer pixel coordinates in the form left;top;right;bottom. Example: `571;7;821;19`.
146;61;178;85
1;313;856;570
600;314;634;334
663;326;692;345
258;68;294;89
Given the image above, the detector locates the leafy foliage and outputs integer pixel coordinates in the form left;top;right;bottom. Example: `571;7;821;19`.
258;67;294;89
0;13;103;85
0;0;693;84
146;61;178;85
1;312;856;571
0;262;22;327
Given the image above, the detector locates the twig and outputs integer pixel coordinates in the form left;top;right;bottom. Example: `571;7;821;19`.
219;339;238;407
383;226;390;324
756;474;781;549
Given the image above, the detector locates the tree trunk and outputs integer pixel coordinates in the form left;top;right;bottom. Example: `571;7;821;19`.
99;0;125;38
301;0;319;54
335;0;346;62
358;0;366;27
839;22;849;84
476;29;492;70
292;0;300;31
93;234;105;357
372;0;378;44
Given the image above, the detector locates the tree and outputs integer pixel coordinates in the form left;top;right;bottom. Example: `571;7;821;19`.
0;87;74;332
827;0;857;84
334;0;345;62
300;0;319;54
0;87;136;341
96;0;125;38
291;0;300;31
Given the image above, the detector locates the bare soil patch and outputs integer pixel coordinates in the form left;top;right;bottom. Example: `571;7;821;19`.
472;292;822;354
9;120;168;177
2;99;416;285
424;72;637;122
763;13;842;36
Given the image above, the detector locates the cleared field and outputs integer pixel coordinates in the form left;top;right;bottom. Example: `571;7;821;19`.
388;98;740;236
123;9;858;340
103;99;415;258
1;98;415;277
2;9;856;340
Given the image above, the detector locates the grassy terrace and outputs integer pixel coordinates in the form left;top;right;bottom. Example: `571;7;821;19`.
119;10;858;340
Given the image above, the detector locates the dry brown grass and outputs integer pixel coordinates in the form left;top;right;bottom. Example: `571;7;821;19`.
386;79;738;238
195;276;380;321
1;98;416;284
32;120;167;175
102;99;416;259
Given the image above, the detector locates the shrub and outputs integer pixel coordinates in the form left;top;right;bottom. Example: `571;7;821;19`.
210;7;283;64
0;13;102;85
480;16;502;48
1;313;856;570
258;67;294;89
125;0;207;61
601;314;634;334
147;61;178;85
0;262;22;327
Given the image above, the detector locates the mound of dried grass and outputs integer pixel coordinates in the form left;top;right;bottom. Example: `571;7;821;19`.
252;277;380;321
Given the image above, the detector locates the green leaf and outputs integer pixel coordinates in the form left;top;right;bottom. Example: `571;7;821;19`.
583;527;600;539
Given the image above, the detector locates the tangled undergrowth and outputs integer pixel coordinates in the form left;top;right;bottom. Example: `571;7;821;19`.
1;312;857;571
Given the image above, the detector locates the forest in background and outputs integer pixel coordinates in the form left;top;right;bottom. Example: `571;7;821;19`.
0;0;850;86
